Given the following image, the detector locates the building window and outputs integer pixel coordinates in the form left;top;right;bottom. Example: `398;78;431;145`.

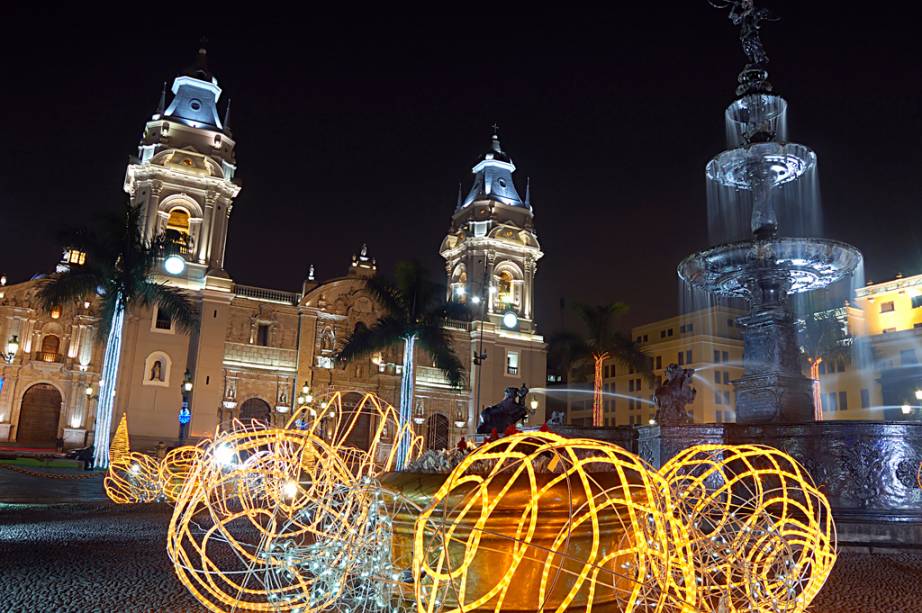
727;318;735;328
901;349;918;366
722;351;729;363
667;328;674;337
628;379;635;393
714;391;722;405
880;301;895;313
838;391;848;411
860;388;870;408
715;410;724;423
39;335;60;362
818;362;826;375
655;356;662;370
723;371;730;385
642;334;648;343
714;371;721;384
155;308;172;330
257;324;270;346
685;350;692;364
506;351;519;375
913;295;922;309
714;350;720;363
660;330;666;339
679;324;686;334
723;390;730;405
677;352;684;366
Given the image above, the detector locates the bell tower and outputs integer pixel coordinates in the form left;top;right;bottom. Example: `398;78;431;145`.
124;45;241;288
440;130;543;333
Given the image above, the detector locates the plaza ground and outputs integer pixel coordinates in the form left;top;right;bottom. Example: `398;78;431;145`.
1;469;921;612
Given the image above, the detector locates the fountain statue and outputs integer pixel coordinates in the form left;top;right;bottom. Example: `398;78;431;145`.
654;364;697;425
679;1;862;423
477;384;529;435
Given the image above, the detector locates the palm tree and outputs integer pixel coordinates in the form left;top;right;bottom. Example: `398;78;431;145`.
549;302;652;427
39;204;196;468
336;260;466;468
799;309;851;420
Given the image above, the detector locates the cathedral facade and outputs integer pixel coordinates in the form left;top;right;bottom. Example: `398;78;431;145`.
0;53;547;450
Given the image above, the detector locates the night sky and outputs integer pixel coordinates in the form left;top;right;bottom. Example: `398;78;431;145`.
2;5;920;334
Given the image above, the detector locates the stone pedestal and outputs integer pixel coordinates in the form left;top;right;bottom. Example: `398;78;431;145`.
734;306;815;422
0;423;11;441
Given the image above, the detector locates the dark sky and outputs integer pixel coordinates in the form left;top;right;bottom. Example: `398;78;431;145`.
2;5;921;333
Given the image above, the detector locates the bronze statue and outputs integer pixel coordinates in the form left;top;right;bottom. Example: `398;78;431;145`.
710;0;778;68
477;384;529;435
654;364;697;425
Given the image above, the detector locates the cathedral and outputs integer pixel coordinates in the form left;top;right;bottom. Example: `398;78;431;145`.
0;51;547;450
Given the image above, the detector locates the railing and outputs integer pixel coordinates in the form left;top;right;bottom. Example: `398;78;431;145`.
234;284;301;305
443;319;472;332
34;351;63;363
223;342;297;371
506;366;519;375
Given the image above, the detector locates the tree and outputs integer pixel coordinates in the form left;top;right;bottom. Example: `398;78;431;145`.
336;261;466;468
39;204;195;468
799;309;851;420
549;302;652;427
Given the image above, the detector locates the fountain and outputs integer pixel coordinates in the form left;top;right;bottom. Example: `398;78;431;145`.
677;60;862;422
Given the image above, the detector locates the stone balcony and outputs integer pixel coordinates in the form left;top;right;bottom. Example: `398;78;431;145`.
223;342;297;372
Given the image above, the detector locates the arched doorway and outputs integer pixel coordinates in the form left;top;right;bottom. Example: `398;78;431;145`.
426;413;450;450
239;398;271;425
17;384;62;445
338;392;371;451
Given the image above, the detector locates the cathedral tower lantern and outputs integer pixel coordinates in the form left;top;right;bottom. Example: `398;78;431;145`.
124;45;241;288
440;130;543;332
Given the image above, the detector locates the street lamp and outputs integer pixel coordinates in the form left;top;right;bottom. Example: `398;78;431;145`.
179;370;193;442
901;404;912;416
915;389;922;401
4;335;19;364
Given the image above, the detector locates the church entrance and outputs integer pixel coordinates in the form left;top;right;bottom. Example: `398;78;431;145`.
17;384;62;446
426;413;450;450
239;398;271;426
339;392;371;451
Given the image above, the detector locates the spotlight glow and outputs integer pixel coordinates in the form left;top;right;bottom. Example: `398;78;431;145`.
164;255;186;275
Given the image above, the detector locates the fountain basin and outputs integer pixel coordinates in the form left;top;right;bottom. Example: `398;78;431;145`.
677;236;862;298
380;470;642;611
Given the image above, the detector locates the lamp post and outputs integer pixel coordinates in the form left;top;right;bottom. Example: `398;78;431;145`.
529;397;539;424
179;370;193;442
4;335;19;364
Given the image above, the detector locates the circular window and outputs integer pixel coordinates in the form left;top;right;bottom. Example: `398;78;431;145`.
190;99;202;111
498;178;507;188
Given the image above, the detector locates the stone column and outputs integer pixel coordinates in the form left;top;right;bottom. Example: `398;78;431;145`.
733;306;815;423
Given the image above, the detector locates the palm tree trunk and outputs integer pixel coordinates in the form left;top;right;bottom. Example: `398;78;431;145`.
397;334;416;469
93;299;126;469
592;353;610;427
810;357;824;421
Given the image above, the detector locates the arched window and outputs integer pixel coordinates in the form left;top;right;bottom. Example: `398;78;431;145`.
39;335;60;362
167;208;191;236
497;270;514;305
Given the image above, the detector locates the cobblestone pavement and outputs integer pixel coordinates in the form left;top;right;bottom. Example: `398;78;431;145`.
1;501;922;611
0;465;105;503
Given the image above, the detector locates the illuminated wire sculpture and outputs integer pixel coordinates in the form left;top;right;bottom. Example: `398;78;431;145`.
109;412;130;465
660;444;837;613
168;423;402;612
104;451;161;504
158;444;205;503
285;390;423;477
412;431;697;613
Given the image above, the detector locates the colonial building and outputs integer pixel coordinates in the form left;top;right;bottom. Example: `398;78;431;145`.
0;52;547;450
566;305;745;426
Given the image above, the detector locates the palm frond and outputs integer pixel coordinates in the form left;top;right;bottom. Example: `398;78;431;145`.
144;283;198;334
37;269;103;311
336;316;408;362
547;331;593;380
606;332;655;385
416;323;465;388
363;275;405;319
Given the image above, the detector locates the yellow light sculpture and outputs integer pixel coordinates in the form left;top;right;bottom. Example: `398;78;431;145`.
412;431;697;613
104;451;161;504
168;423;394;612
109;412;130;465
285;390;423;477
158;444;205;502
660;444;837;613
